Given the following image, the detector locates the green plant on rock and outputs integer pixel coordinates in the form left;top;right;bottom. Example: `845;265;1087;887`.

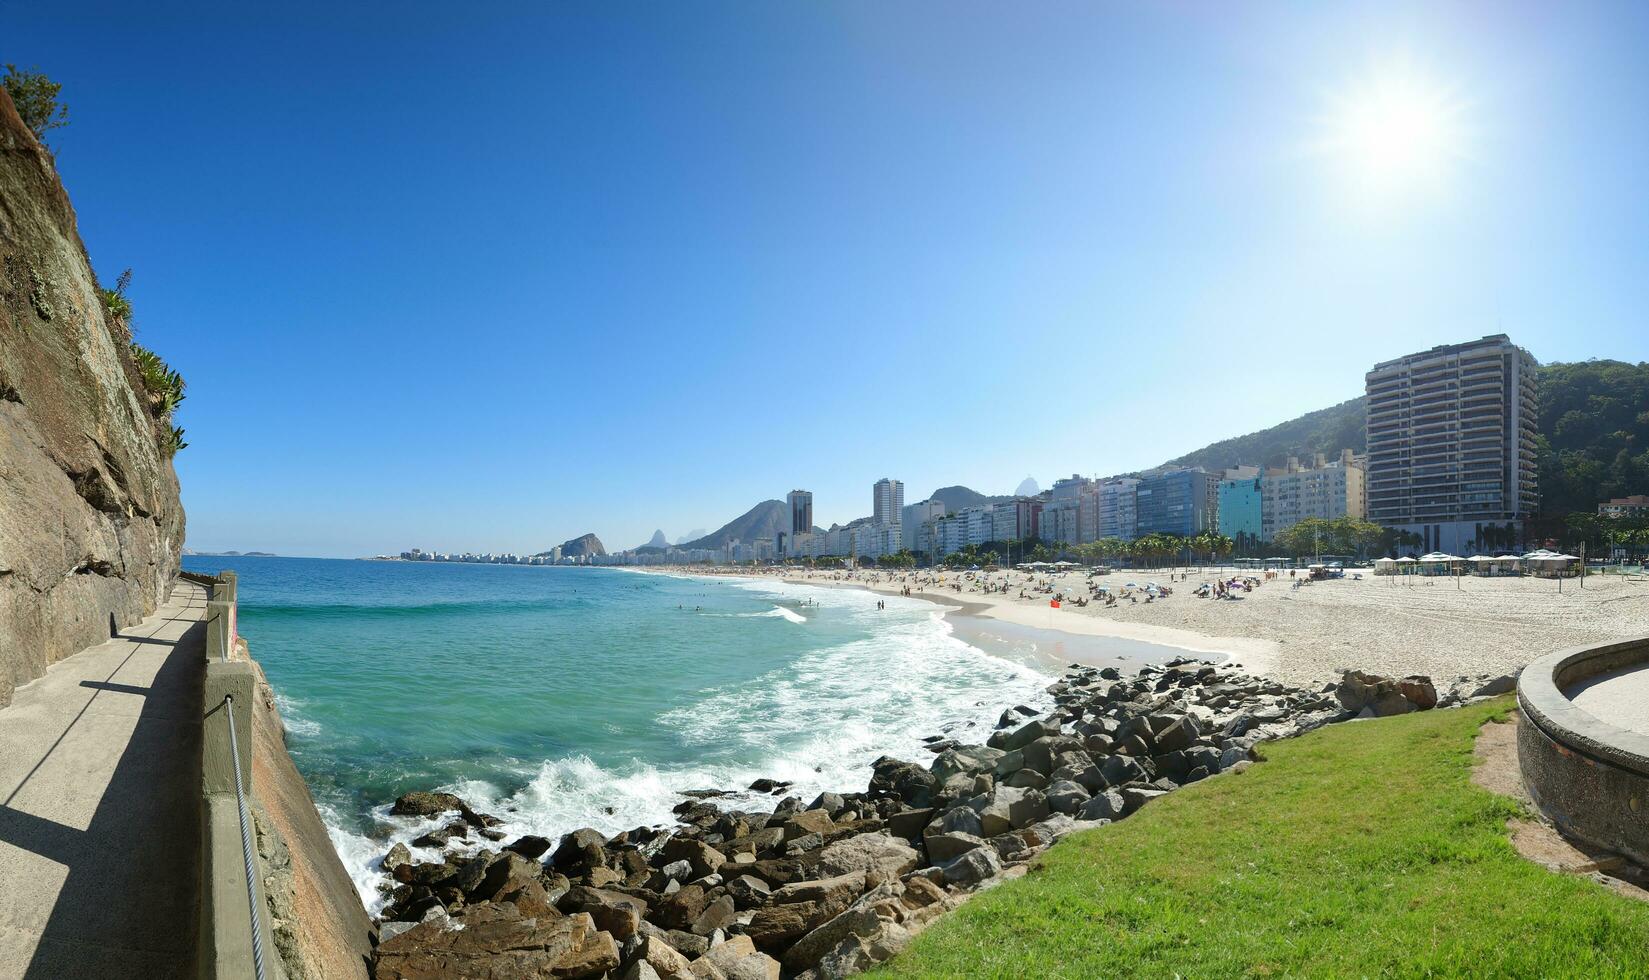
98;268;134;342
129;342;187;457
162;424;187;457
3;65;69;147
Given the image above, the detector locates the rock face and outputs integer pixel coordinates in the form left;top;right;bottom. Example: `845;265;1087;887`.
556;533;607;558
0;88;184;707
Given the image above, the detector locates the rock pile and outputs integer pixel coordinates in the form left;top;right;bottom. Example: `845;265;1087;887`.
371;658;1515;979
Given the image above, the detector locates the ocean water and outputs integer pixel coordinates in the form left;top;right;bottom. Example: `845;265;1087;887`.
180;557;1070;909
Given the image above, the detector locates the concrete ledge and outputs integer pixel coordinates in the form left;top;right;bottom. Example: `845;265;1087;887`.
1517;636;1649;867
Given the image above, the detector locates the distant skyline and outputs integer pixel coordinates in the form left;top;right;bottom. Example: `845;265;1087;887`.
9;2;1649;557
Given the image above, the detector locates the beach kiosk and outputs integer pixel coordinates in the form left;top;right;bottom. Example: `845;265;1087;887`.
1373;557;1398;576
1466;555;1520;577
1523;550;1580;578
1415;553;1463;577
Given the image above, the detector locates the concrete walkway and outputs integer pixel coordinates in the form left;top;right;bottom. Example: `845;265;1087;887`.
0;580;206;979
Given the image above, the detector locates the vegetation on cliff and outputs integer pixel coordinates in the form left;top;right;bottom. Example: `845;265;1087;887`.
876;699;1649;977
2;64;69;146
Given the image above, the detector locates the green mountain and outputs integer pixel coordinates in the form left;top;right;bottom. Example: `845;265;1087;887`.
1160;360;1649;518
927;486;1012;511
1160;397;1368;473
1535;360;1649;516
553;533;606;558
679;499;791;550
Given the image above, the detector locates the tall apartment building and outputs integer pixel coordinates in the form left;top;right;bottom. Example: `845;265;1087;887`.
787;490;814;537
872;478;905;526
1216;468;1263;549
1365;335;1538;554
1136;468;1218;537
990;498;1038;543
1259;452;1365;541
902;499;946;553
1096;479;1140;542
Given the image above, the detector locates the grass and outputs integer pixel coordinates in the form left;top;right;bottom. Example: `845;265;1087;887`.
875;698;1649;978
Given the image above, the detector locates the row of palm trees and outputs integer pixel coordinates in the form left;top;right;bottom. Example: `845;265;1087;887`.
1064;531;1236;568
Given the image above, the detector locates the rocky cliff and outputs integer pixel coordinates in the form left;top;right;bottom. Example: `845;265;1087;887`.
0;88;184;706
555;533;606;558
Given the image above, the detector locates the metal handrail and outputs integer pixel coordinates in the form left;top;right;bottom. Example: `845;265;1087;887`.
224;692;268;980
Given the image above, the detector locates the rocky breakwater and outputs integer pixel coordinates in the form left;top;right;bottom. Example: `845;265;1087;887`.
0;88;184;705
369;659;1516;980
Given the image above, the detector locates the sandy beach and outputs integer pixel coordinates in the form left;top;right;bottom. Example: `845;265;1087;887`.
661;564;1649;688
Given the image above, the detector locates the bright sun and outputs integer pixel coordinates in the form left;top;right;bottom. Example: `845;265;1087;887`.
1318;64;1468;200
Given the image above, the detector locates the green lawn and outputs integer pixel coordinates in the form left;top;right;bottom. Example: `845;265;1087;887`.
877;698;1649;978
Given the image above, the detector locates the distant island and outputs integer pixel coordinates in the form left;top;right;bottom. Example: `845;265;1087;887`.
182;549;279;557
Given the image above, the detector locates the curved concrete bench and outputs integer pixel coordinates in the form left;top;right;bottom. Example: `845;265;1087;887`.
1517;636;1649;867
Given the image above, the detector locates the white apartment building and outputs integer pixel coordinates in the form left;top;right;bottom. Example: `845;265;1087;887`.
1096;479;1140;541
1365;335;1538;554
873;478;905;526
853;522;902;559
902;499;946;552
1260;451;1367;541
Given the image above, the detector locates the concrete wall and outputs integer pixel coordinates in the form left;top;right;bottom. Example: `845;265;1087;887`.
198;574;372;979
1517;636;1649;867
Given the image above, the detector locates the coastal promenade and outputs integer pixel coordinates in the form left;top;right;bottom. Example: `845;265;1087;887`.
0;581;206;979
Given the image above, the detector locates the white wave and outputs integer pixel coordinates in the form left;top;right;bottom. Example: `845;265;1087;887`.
273;692;321;738
325;575;1057;912
740;605;806;624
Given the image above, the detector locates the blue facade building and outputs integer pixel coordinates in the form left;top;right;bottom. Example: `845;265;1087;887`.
1136;468;1218;537
1217;475;1263;548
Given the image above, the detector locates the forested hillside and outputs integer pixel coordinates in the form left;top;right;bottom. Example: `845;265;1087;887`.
1534;360;1649;515
1160;361;1649;518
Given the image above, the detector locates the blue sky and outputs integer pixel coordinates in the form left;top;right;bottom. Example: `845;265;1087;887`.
10;2;1648;556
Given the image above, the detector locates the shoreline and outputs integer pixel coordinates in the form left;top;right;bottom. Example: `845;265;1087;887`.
640;564;1649;689
635;566;1279;676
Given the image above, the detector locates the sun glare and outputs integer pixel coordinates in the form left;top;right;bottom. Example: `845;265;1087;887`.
1318;63;1468;202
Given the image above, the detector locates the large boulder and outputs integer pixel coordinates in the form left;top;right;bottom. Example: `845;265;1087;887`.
937;847;1002;888
976;787;1049;837
930;745;1006;785
374;906;619;979
815;833;918;883
1334;670;1414;717
781;905;881;972
868;757;939;807
550;827;610;874
991;717;1061;752
661;837;728;878
390;791;466;817
924;832;985;864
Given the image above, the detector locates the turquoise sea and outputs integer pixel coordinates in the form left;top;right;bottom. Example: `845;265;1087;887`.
182;556;1084;908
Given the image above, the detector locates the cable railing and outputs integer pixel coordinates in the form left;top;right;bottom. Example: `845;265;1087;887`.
200;570;275;980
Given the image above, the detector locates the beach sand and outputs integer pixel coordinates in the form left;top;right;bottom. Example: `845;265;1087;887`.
665;565;1649;688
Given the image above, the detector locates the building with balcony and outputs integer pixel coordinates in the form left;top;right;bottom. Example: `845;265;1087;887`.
1095;479;1140;542
1364;335;1538;554
1260;452;1366;542
873;478;904;526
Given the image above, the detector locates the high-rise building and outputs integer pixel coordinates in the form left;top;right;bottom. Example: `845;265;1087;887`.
1365;335;1538;554
1259;452;1365;542
873;478;905;526
1136;469;1218;537
787;490;814;537
1096;479;1140;542
902;499;946;553
1216;468;1263;549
